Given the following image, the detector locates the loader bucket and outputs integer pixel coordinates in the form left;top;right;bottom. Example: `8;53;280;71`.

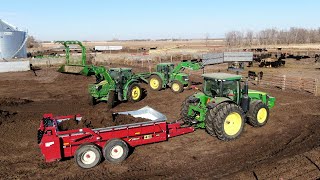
117;106;167;121
58;65;92;76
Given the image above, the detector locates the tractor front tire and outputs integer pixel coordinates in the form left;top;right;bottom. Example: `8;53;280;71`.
247;101;269;127
89;96;97;106
149;75;162;91
75;144;102;169
104;139;129;163
171;80;184;93
107;90;116;108
128;83;142;102
209;103;245;141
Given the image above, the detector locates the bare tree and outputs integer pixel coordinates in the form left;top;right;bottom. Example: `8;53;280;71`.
226;27;320;47
27;36;40;48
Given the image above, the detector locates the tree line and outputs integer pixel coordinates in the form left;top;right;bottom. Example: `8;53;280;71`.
225;27;320;47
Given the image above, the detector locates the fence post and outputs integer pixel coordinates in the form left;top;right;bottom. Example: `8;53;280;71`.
171;55;173;62
315;79;318;96
282;75;286;90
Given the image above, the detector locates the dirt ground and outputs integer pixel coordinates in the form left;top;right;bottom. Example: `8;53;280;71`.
0;66;320;179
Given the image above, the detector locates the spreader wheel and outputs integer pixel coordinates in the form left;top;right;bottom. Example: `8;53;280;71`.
247;100;269;127
209;103;245;141
75;144;102;169
103;139;129;163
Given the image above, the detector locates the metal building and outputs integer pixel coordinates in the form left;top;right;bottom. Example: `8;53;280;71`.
0;19;28;59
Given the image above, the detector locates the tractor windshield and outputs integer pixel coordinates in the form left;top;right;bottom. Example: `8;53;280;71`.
204;79;221;97
204;79;239;99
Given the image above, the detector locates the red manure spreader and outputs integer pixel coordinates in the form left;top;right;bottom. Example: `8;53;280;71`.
37;107;194;168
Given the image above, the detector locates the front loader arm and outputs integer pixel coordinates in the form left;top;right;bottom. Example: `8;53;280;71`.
172;61;203;73
91;66;115;86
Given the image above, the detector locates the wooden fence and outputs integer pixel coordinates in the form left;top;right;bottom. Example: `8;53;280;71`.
258;74;318;95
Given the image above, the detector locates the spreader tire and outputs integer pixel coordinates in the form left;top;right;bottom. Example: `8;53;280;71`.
210;103;245;141
149;75;162;91
104;139;129;163
171;80;184;93
247;100;269;127
128;83;142;103
75;144;102;169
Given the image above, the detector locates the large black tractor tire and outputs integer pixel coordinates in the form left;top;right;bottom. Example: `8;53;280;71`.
149;75;162;91
75;144;102;169
205;102;229;137
89;95;97;106
180;95;195;119
103;139;129;163
208;103;245;141
107;90;116;108
127;83;142;103
171;80;184;93
247;100;269;127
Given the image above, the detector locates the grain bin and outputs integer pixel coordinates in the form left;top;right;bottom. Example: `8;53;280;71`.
0;19;27;59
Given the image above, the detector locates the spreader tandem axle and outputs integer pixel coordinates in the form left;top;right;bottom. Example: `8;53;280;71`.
37;107;194;169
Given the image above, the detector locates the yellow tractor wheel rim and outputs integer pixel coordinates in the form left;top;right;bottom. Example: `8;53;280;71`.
150;78;159;89
172;83;180;92
131;86;141;100
224;112;242;136
257;108;267;123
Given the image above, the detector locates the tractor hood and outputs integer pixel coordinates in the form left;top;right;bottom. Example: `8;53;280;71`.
248;89;275;108
248;89;267;95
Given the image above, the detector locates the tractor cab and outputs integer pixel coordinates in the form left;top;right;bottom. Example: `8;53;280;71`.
202;73;242;103
156;63;175;75
108;68;133;84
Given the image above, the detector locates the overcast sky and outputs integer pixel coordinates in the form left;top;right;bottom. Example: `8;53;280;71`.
0;0;319;41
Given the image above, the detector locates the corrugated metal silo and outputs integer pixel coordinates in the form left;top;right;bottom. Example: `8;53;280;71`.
0;19;28;59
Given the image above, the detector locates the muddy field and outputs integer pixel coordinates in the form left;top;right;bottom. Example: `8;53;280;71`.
0;67;320;179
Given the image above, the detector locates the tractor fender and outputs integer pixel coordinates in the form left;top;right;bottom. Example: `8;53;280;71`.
123;79;140;100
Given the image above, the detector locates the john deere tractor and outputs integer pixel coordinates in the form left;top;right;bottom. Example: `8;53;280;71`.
181;73;275;141
89;66;148;107
149;60;203;93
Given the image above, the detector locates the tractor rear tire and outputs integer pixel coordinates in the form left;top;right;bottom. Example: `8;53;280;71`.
247;101;269;127
205;102;229;137
103;139;129;163
107;90;116;108
149;75;162;91
171;80;184;93
75;144;102;169
180;95;194;119
128;83;142;103
209;103;245;141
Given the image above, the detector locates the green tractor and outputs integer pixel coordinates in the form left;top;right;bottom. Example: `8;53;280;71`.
181;73;275;141
148;60;203;93
89;66;148;107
